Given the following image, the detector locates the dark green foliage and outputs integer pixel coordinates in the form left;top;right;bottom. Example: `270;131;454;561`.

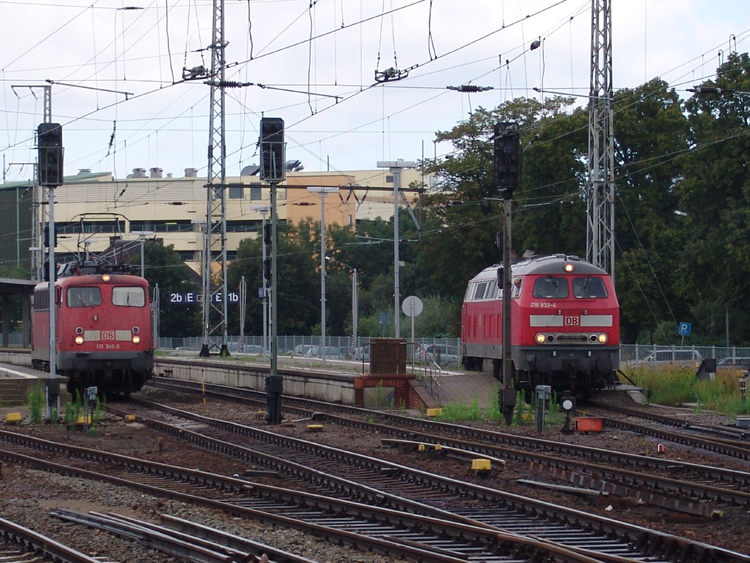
133;241;201;337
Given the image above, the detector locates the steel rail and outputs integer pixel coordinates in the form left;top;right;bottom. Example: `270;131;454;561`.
0;442;599;563
121;398;750;563
150;378;750;486
0;515;106;563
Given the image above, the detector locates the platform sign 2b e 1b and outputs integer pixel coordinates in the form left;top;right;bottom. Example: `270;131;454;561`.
169;292;239;305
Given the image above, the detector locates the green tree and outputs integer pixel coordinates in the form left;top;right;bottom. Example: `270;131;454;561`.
678;53;750;344
132;241;200;338
609;79;690;342
228;221;319;335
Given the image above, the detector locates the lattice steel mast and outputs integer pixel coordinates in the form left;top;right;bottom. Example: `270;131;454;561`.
200;0;230;357
587;0;615;280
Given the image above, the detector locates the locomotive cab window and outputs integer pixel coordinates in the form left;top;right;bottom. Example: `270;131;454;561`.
572;276;608;299
68;287;102;308
533;276;568;299
473;282;488;300
112;286;146;307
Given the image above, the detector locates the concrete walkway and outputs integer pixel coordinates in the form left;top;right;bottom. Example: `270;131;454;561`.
436;371;498;409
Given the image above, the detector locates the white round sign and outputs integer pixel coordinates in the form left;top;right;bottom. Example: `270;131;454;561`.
402;296;423;317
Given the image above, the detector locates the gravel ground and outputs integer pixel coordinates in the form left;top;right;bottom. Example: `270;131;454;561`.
1;386;749;561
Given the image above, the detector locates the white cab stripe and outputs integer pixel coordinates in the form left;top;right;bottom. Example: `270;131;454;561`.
580;315;613;327
529;315;563;327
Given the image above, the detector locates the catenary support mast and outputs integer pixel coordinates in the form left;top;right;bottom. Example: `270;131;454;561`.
587;0;615;281
201;0;230;357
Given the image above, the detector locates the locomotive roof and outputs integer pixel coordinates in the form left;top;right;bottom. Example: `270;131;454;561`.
34;272;147;290
470;254;608;281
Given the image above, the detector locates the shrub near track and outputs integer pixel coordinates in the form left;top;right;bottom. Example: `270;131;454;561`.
625;367;750;417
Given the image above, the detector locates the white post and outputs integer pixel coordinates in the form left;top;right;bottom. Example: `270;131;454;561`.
410;299;415;343
252;206;271;359
377;159;415;339
307;187;338;367
352;268;358;352
239;276;246;352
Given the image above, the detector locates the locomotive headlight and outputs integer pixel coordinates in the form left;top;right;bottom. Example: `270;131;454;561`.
102;274;111;282
132;335;141;344
74;335;84;345
598;333;608;344
535;333;546;344
564;263;574;272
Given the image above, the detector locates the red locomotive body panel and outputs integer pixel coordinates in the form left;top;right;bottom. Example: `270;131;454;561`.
461;254;619;397
32;271;154;396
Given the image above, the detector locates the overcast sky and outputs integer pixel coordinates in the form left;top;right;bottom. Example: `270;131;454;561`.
1;0;748;184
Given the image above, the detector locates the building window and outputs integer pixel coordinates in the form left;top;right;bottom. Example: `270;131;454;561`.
229;184;244;199
386;175;394;183
250;184;262;200
57;220;124;234
131;221;192;233
227;220;261;232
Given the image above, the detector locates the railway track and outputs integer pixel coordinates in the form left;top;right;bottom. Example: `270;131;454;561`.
0;514;113;563
107;398;750;563
148;378;750;509
0;429;604;563
589;401;750;455
52;510;320;563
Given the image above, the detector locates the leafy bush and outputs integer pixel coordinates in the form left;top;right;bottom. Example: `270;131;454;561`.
28;382;44;423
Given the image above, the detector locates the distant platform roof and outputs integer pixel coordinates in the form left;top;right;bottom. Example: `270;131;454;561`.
0;278;37;295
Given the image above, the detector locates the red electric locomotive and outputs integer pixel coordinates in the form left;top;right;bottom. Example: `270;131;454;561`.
31;262;154;397
461;254;619;399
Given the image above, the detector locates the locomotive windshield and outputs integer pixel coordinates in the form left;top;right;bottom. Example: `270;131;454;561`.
572;276;608;299
533;276;568;299
112;286;146;307
67;287;102;308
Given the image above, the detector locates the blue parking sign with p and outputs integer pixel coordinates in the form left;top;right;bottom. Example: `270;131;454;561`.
678;322;691;336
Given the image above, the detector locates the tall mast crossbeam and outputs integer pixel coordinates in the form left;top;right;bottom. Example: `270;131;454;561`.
200;0;230;357
586;0;615;281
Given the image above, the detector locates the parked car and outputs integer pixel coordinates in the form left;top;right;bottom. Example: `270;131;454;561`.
288;344;313;357
354;346;370;361
418;344;459;368
309;346;341;360
717;357;750;370
640;349;703;368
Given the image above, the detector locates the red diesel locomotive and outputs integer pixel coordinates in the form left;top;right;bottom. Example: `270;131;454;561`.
461;254;619;399
31;262;154;396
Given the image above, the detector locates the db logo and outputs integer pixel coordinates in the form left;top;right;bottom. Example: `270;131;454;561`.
564;316;580;326
102;330;115;339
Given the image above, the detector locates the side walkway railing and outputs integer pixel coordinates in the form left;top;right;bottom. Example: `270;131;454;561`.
620;344;750;364
407;342;444;406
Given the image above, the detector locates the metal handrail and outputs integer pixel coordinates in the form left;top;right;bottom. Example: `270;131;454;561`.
409;342;443;405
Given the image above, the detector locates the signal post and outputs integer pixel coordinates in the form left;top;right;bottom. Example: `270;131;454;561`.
260;117;285;425
38;122;64;421
494;122;520;426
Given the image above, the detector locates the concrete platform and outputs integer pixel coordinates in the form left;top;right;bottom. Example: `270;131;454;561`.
0;362;70;406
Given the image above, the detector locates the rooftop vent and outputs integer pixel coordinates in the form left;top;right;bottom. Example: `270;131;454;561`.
77;169;91;175
132;168;147;179
240;164;260;176
150;167;163;178
184;168;198;178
